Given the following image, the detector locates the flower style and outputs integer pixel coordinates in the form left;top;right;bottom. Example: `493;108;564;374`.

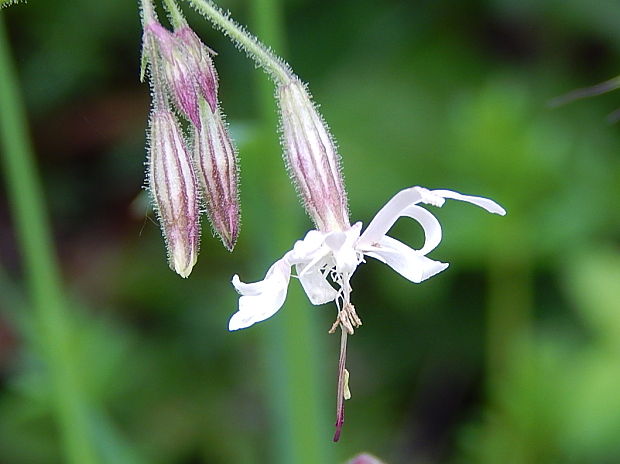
229;186;505;331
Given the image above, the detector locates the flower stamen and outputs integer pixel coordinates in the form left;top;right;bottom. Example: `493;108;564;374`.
329;302;362;335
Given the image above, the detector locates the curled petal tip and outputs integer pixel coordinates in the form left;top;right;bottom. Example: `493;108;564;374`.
431;189;507;215
494;205;507;216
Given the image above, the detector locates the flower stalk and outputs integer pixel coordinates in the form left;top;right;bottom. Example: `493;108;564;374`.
334;328;348;442
184;0;293;84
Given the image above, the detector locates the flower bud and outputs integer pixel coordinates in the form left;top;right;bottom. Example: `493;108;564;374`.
146;20;200;129
148;109;201;277
174;26;219;111
277;79;349;232
193;98;240;250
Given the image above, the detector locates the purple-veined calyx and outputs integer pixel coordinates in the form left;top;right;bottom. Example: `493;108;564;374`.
148;109;201;278
193;98;239;250
278;79;349;232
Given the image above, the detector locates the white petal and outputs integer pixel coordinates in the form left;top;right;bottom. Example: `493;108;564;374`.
326;222;362;274
290;230;325;261
358;187;425;245
296;261;338;305
431;189;506;215
358;202;442;257
363;236;449;283
229;258;292;331
399;205;443;255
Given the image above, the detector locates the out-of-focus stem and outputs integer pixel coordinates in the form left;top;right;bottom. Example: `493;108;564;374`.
0;14;99;464
486;220;533;393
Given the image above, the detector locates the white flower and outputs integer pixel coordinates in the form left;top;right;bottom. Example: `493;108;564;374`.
228;186;505;331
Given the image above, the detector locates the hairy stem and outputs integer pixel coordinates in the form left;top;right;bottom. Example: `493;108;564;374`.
184;0;293;84
161;0;186;29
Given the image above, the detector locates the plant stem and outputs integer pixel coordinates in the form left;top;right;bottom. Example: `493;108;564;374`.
486;220;532;394
161;0;186;29
0;14;99;464
184;0;293;84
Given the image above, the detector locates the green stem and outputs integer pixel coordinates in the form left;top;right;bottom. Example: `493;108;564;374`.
184;0;293;84
0;13;99;464
161;0;186;29
486;220;533;394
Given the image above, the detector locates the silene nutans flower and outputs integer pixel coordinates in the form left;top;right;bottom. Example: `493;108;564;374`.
228;78;506;441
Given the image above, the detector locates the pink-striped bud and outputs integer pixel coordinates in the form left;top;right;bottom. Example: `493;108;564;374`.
277;79;349;232
174;26;219;112
144;21;218;129
148;109;201;277
193;99;240;250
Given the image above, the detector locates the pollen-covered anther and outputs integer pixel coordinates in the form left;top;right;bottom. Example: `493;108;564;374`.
329;303;362;335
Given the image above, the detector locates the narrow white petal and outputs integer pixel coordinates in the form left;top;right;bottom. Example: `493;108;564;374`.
431;189;506;215
358;187;424;245
229;259;292;331
357;204;442;256
399;205;443;255
363;236;449;283
296;262;338;305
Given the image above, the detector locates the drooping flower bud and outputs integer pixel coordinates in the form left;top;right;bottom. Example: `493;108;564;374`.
277;79;349;232
174;25;219;112
193;98;240;250
144;21;203;128
148;109;201;277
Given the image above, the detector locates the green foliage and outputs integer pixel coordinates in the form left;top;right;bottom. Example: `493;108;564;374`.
1;0;620;463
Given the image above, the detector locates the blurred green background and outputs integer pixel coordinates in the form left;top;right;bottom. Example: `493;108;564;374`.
1;0;620;463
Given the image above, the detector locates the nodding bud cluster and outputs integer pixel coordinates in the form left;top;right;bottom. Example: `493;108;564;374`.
140;0;240;276
277;79;350;232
